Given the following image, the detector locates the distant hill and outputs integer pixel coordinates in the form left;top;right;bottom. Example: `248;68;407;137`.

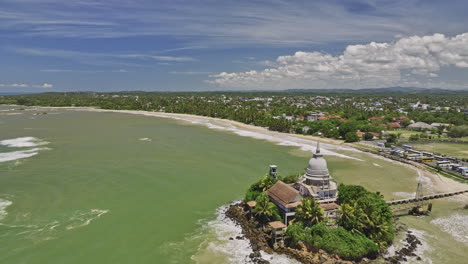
284;87;468;94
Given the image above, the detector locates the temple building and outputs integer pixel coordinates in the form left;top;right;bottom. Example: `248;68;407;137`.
294;142;338;201
265;141;339;224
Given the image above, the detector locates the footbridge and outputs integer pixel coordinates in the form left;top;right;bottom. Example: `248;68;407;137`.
387;189;468;206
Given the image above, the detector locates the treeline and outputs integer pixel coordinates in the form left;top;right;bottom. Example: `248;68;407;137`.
1;92;467;139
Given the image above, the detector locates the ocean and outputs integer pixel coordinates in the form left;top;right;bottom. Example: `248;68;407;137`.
1;105;467;263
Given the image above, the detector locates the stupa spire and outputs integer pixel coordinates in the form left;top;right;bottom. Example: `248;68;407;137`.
313;141;323;158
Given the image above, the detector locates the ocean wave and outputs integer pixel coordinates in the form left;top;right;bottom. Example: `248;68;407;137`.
0;137;49;148
0;208;109;242
115;110;363;161
0;199;13;220
0;147;49;163
138;137;152;141
385;229;433;264
65;209;109;230
431;213;468;244
178;202;300;264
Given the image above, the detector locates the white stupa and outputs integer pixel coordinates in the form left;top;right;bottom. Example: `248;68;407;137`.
296;142;337;201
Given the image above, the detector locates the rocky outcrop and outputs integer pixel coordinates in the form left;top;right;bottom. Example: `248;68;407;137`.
384;230;423;264
225;202;355;264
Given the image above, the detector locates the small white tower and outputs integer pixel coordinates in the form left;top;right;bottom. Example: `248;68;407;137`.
269;165;278;178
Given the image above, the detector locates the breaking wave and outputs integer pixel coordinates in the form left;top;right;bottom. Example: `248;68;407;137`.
0;148;49;163
162;202;299;264
0;199;13;220
0;137;49;148
87;109;362;161
0;137;50;163
0;208;109;242
431;213;468;244
385;229;433;264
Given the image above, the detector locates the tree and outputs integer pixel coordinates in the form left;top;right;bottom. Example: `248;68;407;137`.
254;193;280;222
363;132;374;141
386;133;397;143
345;132;360;142
295;197;324;226
338;121;358;138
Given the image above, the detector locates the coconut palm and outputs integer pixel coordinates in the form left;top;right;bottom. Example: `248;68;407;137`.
254;193;278;222
295;197;324;226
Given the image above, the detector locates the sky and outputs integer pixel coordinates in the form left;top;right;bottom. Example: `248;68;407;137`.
1;0;468;92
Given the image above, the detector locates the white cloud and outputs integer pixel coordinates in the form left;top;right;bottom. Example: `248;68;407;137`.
0;83;28;88
0;83;53;88
209;33;468;89
13;48;196;66
170;71;213;75
34;83;53;88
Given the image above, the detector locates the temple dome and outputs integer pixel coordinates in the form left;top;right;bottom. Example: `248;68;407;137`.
306;157;329;176
304;142;330;178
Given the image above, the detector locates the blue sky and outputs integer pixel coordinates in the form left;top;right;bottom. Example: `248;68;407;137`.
1;0;468;92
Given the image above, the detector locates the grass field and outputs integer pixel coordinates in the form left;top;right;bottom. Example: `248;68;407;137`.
386;129;425;139
413;142;468;159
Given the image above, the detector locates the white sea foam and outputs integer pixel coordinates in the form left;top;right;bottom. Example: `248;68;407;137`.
431;213;468;244
0;199;13;220
188;202;300;264
139;137;152;141
112;110;363;161
385;228;433;264
0;137;49;148
0;147;49;163
373;163;382;167
65;209;109;230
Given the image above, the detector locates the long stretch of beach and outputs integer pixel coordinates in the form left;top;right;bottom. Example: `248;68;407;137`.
39;106;468;199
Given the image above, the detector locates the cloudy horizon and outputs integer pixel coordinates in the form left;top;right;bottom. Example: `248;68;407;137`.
1;0;468;92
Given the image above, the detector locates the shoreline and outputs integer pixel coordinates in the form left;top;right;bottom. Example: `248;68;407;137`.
6;104;468;197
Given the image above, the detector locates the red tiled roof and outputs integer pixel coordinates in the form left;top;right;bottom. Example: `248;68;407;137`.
319;203;340;211
269;221;286;229
388;122;401;128
266;181;300;208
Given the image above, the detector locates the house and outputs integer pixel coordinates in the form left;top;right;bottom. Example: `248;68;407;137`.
392;116;409;124
266;181;302;223
408;122;434;130
387;122;401;129
368;116;384;121
320;203;340;219
318;115;346;122
430;123;450;128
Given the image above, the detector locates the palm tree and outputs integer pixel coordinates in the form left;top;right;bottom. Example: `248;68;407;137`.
338;203;356;230
254;193;278;222
295;197;324;226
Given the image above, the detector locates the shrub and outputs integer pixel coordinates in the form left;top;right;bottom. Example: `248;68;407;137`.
345;132;360;142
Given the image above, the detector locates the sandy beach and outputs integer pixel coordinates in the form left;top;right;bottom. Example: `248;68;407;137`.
21;105;468;199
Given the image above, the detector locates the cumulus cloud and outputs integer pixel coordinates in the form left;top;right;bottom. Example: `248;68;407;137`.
209;33;468;89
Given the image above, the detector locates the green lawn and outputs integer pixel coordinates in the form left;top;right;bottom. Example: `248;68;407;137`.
386;129;423;139
412;142;468;159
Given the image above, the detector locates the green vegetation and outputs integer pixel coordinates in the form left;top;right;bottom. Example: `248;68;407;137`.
286;222;379;260
285;184;394;260
295;197;324;226
244;174;277;201
448;125;468;138
254;193;282;222
1;91;466;141
413;142;468;159
345;131;360;142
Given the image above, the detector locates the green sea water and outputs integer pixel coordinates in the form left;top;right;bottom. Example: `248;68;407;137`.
1;106;467;264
